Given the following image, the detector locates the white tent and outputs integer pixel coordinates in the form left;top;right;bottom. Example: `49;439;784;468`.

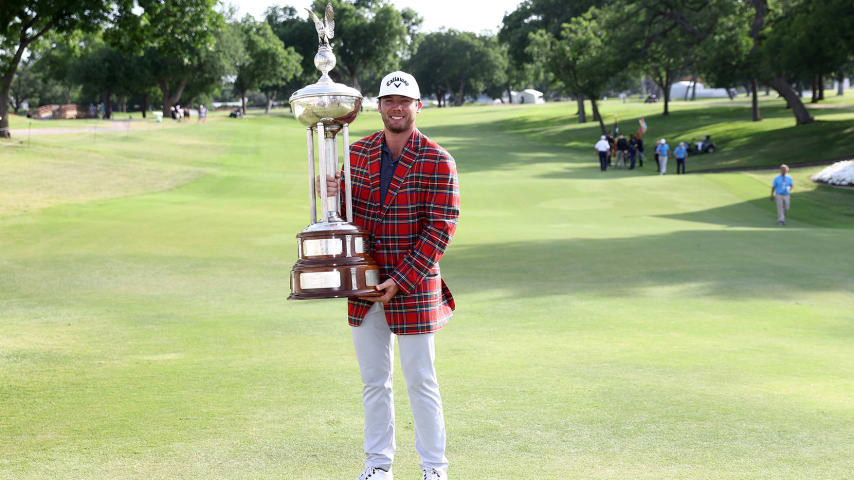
670;81;731;99
508;89;545;104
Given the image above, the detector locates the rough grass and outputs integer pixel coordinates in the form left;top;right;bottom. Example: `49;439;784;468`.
1;99;853;479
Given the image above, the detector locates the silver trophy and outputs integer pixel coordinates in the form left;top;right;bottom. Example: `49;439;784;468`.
288;3;380;300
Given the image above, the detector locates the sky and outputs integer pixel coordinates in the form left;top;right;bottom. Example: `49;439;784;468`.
236;0;525;34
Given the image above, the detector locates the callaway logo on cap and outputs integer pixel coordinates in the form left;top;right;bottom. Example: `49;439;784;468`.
378;71;420;99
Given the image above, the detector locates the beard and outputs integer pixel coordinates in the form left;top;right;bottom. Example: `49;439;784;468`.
380;111;414;134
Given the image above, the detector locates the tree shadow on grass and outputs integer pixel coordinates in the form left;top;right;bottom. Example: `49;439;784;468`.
444;228;853;300
657;189;854;229
419;123;570;174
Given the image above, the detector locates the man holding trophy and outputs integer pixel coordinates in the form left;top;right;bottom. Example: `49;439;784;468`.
322;71;459;480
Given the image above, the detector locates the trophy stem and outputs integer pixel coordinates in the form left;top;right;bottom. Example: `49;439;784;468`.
325;135;343;222
307;127;317;224
317;122;328;215
343;123;353;223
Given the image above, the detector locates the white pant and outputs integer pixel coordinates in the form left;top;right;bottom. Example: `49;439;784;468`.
776;194;790;222
351;303;448;473
659;156;668;174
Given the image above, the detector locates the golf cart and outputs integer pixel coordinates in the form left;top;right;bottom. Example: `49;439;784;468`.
687;135;716;154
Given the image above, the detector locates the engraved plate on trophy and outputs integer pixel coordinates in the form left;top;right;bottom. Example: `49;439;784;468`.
303;238;343;257
300;271;342;289
365;269;379;287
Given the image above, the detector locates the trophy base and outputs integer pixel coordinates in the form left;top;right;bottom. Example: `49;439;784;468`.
289;262;383;300
288;222;383;300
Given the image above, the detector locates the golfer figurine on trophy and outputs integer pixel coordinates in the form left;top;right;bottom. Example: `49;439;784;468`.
287;3;381;300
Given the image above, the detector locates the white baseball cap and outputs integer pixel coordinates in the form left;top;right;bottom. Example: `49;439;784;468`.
378;71;420;99
660;138;666;143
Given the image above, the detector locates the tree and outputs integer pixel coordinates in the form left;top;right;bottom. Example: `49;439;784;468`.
1;1;110;138
407;31;508;107
617;0;726;116
109;0;230;117
498;0;603;97
265;5;319;91
9;59;39;114
405;31;453;106
71;37;124;118
233;16;302;115
313;0;411;93
528;7;632;131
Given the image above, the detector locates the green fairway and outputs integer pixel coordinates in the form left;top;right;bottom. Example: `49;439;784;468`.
2;100;853;479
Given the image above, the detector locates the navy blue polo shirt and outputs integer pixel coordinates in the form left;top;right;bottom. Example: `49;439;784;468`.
380;141;399;203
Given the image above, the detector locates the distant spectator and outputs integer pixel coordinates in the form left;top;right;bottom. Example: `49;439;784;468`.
616;134;628;168
655;138;670;175
771;164;794;226
628;134;638;170
88;103;96;118
635;136;644;167
594;135;610;172
198;104;207;122
653;138;661;171
674;142;687;175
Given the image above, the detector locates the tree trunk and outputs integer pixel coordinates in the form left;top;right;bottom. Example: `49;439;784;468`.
265;90;275;114
160;78;187;118
455;79;465;106
838;74;845;95
506;85;513;104
818;73;824;100
142;94;149;119
811;74;818;103
691;78;697;100
576;95;586;123
241;91;247;116
0;83;11;139
1;61;25;139
772;76;813;125
751;78;760;122
590;98;605;134
103;90;113;119
662;70;671;115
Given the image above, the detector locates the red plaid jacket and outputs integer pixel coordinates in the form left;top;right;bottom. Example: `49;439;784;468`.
345;129;460;334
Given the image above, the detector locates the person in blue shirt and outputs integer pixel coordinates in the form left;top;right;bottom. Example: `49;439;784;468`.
771;164;794;225
674;142;688;174
655;139;670;175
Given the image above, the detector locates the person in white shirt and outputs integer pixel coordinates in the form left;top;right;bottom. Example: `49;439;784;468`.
594;135;610;171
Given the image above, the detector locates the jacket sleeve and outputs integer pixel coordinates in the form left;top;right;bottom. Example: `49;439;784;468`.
388;151;460;295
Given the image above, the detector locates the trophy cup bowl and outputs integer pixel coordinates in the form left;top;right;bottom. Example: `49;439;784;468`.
287;18;381;300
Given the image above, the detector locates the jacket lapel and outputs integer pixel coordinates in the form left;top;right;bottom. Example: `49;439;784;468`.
367;132;383;221
379;130;420;219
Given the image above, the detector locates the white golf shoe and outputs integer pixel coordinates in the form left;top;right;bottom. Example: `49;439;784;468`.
357;466;393;480
421;468;445;480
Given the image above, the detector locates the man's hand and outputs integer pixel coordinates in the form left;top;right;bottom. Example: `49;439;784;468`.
358;278;399;304
315;172;340;197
